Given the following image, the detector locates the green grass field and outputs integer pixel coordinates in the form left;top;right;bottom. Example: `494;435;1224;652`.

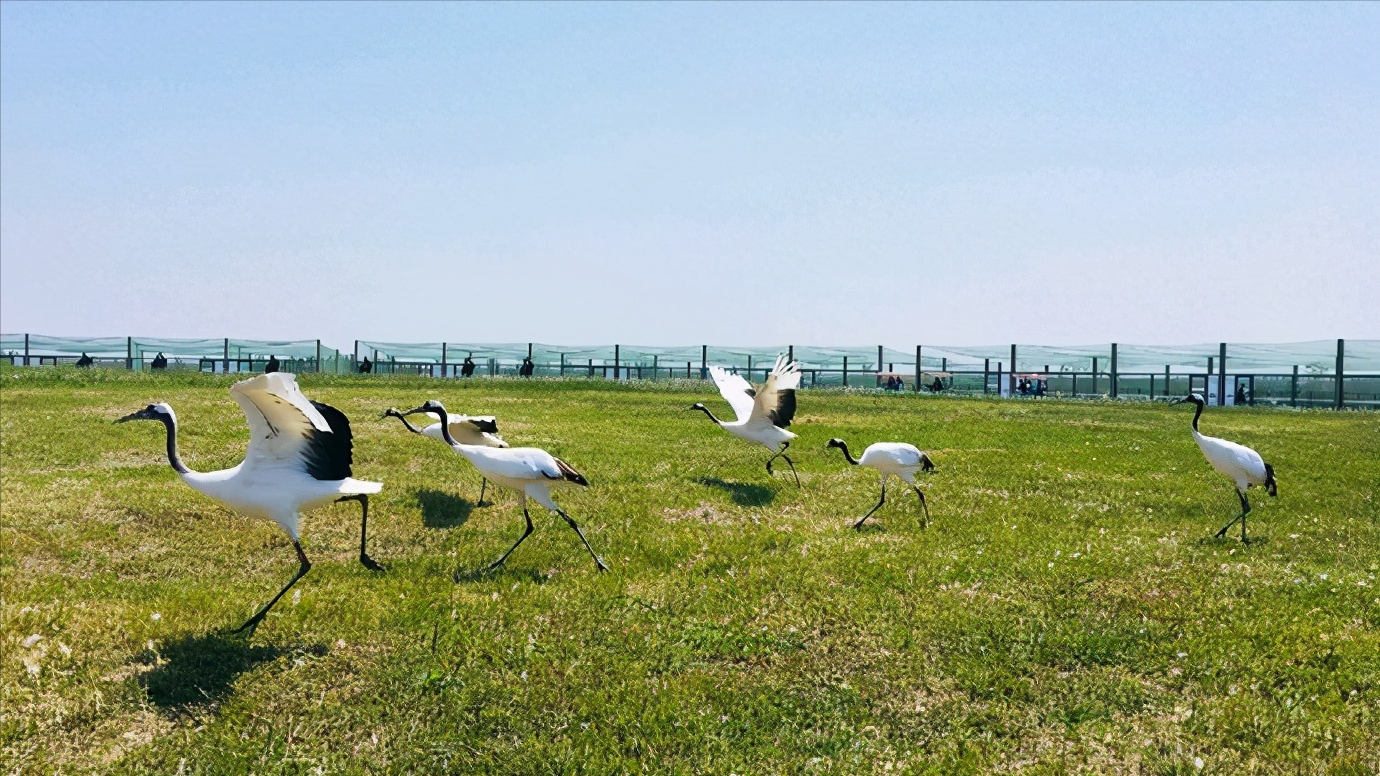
2;367;1377;774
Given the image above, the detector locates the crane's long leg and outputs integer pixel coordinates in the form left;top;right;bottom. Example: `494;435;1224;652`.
338;494;385;571
557;508;608;571
854;481;887;530
766;442;801;486
486;502;534;571
912;486;930;528
1214;490;1251;540
478;478;490;507
231;540;310;635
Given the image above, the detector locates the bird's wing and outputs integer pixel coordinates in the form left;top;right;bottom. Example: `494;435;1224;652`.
471;446;564;481
449;416;507;447
868;442;923;466
231;373;354;479
709;366;757;423
751;355;800;428
1197;433;1267;485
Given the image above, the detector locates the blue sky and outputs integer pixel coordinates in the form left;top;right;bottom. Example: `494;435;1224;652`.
2;1;1376;350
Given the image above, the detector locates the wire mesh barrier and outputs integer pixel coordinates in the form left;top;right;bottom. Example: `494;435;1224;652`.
0;334;353;374
5;334;1377;408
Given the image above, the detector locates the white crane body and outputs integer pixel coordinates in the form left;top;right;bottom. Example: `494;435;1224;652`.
400;400;606;572
693;355;803;484
856;442;930;484
827;438;935;529
118;372;383;632
1173;393;1277;542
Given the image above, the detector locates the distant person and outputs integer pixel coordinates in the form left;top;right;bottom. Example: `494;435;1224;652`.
1235;384;1247;405
461;354;476;377
520;356;535;377
75;352;94;368
931;376;944;393
264;354;280;373
359;357;373;374
151;352;168;370
1035;380;1047;397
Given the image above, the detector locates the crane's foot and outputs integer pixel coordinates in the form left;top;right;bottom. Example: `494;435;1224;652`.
359;553;386;572
1214;514;1242;539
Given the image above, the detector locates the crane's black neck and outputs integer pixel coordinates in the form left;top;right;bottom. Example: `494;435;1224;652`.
392;412;424;435
1191;401;1203;432
694;405;723;425
832;442;861;466
432;407;459;447
158;415;189;475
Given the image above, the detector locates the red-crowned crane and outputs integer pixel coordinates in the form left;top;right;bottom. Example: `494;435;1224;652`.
397;400;606;572
117;372;383;633
691;354;802;485
825;438;935;529
1171;393;1277;542
383;407;507;505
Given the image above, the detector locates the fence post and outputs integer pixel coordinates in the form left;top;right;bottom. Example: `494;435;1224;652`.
1010;344;1017;395
316;340;321;373
223;338;230;374
877;345;883;378
1218;343;1227;407
701;345;708;380
1110;343;1118;399
788;345;794;363
1089;357;1097;395
560;353;566;376
24;333;30;366
1150;373;1155;400
614;344;620;381
1335;338;1345;410
983;358;989;394
747;354;753;380
914;345;921;392
1165;365;1171;397
126;336;133;370
997;361;1004;396
440;343;448;377
1291;365;1298;407
652;354;658;381
843;356;849;387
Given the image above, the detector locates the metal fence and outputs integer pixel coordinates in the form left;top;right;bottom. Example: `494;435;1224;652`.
5;334;1377;409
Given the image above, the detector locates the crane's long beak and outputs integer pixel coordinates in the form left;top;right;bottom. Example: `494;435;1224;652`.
116;408;154;423
380;408;401;419
400;405;430;417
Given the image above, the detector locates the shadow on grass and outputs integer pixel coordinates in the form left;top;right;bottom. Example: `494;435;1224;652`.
139;632;327;714
417;488;474;529
694;476;776;507
1192;534;1271;548
453;565;551;584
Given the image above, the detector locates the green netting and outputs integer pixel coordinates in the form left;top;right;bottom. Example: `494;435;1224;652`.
8;335;1378;378
2;334;348;373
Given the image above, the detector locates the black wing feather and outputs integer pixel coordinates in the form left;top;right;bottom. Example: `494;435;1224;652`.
768;389;796;428
301;400;354;481
468;417;500;434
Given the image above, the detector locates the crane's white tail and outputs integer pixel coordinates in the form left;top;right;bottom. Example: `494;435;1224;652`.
555;457;589;487
1263;463;1277;497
